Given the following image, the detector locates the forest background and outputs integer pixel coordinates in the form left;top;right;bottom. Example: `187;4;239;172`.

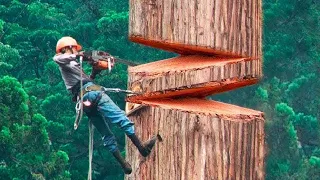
0;0;320;179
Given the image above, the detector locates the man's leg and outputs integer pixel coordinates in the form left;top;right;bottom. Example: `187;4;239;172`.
96;93;158;157
88;113;132;174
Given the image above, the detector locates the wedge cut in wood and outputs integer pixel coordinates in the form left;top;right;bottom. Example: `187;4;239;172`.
127;55;262;102
129;0;262;58
125;98;265;180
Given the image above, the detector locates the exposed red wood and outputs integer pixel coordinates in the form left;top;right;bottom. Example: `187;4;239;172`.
129;55;254;74
130;36;244;57
127;78;259;102
137;98;264;119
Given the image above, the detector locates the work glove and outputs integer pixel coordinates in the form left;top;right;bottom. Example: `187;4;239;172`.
76;51;93;61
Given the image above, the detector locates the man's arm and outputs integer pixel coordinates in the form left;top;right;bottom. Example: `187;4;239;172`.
53;54;77;65
90;68;102;79
80;51;104;79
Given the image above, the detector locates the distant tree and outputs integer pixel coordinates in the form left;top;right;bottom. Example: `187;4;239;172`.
0;43;19;76
0;76;71;179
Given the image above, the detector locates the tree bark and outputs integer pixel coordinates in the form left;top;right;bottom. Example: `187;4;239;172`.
127;55;262;102
129;0;262;58
127;0;264;179
125;98;265;180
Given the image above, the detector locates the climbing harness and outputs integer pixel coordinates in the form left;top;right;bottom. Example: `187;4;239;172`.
72;54;141;180
74;85;141;130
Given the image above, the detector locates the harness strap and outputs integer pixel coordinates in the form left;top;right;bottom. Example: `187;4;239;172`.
80;84;103;98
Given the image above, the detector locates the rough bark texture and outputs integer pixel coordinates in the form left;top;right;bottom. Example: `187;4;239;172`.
129;0;262;58
127;0;265;179
125;99;265;180
127;56;262;101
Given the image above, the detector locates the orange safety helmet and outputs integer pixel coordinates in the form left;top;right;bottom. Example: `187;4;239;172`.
56;36;82;54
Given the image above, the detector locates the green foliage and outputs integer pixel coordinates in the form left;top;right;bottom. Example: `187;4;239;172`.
24;79;51;99
0;76;70;179
309;156;320;167
0;19;4;34
0;76;29;124
40;93;73;122
43;61;62;85
266;104;302;179
256;86;269;101
275;103;294;116
0;43;19;76
307;156;320;179
27;2;67;30
294;114;319;148
97;11;128;35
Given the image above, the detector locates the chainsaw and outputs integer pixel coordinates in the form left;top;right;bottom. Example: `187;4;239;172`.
83;51;138;70
81;50;139;79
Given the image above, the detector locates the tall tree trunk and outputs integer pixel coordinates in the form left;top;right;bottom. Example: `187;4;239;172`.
127;55;262;102
129;0;262;58
126;0;264;179
126;99;265;180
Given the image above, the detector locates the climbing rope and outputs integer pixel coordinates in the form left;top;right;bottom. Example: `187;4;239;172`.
88;120;94;180
78;55;94;180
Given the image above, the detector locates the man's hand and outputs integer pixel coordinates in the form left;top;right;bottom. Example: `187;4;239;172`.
82;51;93;58
76;51;94;62
77;50;115;71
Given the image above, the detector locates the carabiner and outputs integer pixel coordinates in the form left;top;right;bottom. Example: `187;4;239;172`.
75;100;81;111
85;85;91;92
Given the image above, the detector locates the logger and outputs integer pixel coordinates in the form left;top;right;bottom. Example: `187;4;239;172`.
53;36;160;178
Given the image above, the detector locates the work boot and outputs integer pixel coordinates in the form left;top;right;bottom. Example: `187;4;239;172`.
112;149;132;174
128;134;158;157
